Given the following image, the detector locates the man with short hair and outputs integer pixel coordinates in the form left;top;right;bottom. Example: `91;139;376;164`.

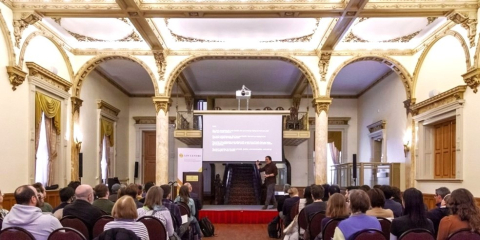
63;184;104;239
427;187;451;236
92;183;114;215
184;182;202;219
52;187;75;219
257;156;278;210
125;183;143;208
32;182;53;212
379;185;403;217
108;183;121;202
139;181;155;203
304;185;327;221
160;184;182;232
328;185;341;197
2;185;62;240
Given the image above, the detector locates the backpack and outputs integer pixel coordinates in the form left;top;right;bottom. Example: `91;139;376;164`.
268;216;282;239
199;217;215;237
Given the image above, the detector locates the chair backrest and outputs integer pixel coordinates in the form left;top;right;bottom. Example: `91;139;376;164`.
308;211;326;240
177;202;191;218
447;228;480;240
137;216;167;240
398;228;435;240
0;227;35;240
60;216;90;240
298;209;308;230
92;215;114;238
322;218;345;240
351;229;387;240
290;201;300;220
48;227;86;240
377;217;392;240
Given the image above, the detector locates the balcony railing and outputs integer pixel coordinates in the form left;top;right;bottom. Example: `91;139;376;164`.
330;162;401;188
176;111;202;130
283;111;309;131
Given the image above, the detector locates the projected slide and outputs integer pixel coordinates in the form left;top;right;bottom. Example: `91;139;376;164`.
203;114;282;162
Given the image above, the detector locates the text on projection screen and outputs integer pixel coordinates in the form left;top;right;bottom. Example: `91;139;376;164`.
203;115;282;162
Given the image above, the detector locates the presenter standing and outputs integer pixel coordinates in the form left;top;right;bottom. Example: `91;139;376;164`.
257;156;278;210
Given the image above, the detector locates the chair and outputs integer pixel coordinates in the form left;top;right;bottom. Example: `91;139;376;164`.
308;211;325;240
351;229;387;240
322;218;346;240
92;215;114;238
137;216;167;240
48;227;86;240
290;200;300;221
447;228;480;240
177;202;191;218
0;227;35;240
60;216;89;240
398;228;435;240
297;209;307;239
377;217;392;240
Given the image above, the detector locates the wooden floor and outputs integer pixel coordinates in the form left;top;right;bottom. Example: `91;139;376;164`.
204;224;272;240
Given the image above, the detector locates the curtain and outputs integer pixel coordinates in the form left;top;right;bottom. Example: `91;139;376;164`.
104;136;111;180
100;119;114;146
44;117;58;186
35;92;61;135
100;118;114;182
328;142;340;165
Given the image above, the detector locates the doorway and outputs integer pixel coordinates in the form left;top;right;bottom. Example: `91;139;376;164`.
142;131;156;183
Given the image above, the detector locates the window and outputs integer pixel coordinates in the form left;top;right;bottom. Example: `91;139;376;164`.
434;119;456;179
35;113;48;185
101;136;108;183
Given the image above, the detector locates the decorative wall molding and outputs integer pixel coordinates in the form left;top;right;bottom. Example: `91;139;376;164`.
403;98;416;115
367;120;386;133
461;68;480;93
26;62;72;92
328;117;351;125
447;11;477;47
318;52;331;81
6;65;27;90
410;85;467;115
0;9;16;66
133;116;156;124
313;97;332;114
71;96;83;114
13;13;41;48
153;96;171;113
97;99;120;116
153;51;166;81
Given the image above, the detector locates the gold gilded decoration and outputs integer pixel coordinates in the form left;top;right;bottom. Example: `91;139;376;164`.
382;31;420;43
13;13;41;48
448;12;477;48
52;17;62;25
403;98;416;115
26;62;72;92
97;100;121;116
343;32;368;43
262;18;321;43
461;68;480;93
367;120;386;133
318;52;331;81
154;51;167;81
328;117;351;125
71;97;83;114
133;116;156;124
6;65;27;91
165;19;223;43
65;29;142;42
410;85;467;115
313;97;332;114
153;96;171;114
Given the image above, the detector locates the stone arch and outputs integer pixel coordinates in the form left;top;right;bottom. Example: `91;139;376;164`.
165;55;320;98
0;9;15;66
413;30;471;96
72;55;159;97
327;55;413;99
18;31;74;81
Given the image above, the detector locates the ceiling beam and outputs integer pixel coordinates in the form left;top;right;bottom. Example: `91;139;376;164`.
177;73;196;98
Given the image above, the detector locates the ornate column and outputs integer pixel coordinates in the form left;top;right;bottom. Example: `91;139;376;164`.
71;96;83;181
153;96;171;185
313;97;332;184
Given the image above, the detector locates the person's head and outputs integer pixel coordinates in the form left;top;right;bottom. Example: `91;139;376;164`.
75;184;95;204
303;186;311;199
160;185;172;199
288;187;299;197
34;188;45;207
137;184;143;196
311;185;325;201
111;196;138;220
403;188;427;224
379;185;393;199
144;182;155;194
328;185;341;196
184;183;193;192
94;184;109;199
59;187;75;203
441;194;451;207
117;185;127;199
391;187;402;200
179;185;190;203
326;193;349;218
32;182;45;194
67;181;81;190
345;186;359;202
360;185;371;192
367;188;386;208
144;186;163;210
448;188;480;231
373;185;381;189
435;187;451;204
14;185;39;206
125;184;139;200
265;156;272;164
348;189;371;214
111;183;121;194
321;184;330;201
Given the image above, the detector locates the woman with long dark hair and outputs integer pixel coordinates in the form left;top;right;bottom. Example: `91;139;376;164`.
175;185;202;239
390;188;434;240
437;188;480;240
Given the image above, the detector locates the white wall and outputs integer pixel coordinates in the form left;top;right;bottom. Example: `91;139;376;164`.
329;98;358;163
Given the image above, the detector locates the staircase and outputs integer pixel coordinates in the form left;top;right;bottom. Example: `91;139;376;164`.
224;164;261;205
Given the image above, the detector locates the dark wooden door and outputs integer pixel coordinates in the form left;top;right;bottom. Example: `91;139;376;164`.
143;131;156;183
434;120;456;179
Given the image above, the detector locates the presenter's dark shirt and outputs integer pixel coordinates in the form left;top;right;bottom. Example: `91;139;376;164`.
259;162;278;185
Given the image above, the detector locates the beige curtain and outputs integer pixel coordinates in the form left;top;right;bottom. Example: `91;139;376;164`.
35;92;61;135
44;118;58;186
104;136;111;180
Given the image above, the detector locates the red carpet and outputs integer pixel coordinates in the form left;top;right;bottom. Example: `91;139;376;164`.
199;206;278;224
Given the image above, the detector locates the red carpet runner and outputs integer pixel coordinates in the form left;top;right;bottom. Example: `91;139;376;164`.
199;208;278;224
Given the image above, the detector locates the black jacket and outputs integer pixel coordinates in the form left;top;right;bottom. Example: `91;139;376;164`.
94;228;141;240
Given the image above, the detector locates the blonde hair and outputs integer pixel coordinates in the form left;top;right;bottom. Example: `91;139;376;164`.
326;193;349;218
112;196;138;219
288;187;299;197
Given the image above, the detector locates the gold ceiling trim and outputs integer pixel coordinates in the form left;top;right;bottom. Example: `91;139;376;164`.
410;85;467;115
26;62;72;92
261;18;321;43
164;19;223;43
97;100;121;116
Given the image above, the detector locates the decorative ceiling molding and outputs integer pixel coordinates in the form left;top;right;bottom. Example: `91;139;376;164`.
318;52;331;81
410;85;467;115
13;12;41;48
26;62;72;92
461;68;480;93
412;20;456;54
154;51;166;81
33;21;74;53
97;100;121;116
261;18;321;43
367;120;386;133
6;65;27;91
447;11;477;47
167;49;318;56
0;9;16;66
165;19;224;43
0;0;13;9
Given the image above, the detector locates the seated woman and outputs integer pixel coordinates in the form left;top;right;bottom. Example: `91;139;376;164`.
437;188;480;240
175;185;202;239
137;186;175;239
390;188;434;240
282;187;301;227
321;193;349;230
333;190;381;240
104;196;150;240
366;188;394;219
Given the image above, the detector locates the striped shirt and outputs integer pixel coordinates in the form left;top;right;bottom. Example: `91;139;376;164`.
137;207;174;238
104;220;150;240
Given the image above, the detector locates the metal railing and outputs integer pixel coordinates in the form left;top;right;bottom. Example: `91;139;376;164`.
283;111;309;131
330;162;401;188
176;111;202;130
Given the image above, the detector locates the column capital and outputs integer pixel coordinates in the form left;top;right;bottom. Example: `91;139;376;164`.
71;96;83;114
313;97;332;114
403;98;416;115
462;67;480;93
6;65;27;91
152;96;171;113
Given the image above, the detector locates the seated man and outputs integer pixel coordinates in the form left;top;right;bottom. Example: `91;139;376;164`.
32;182;53;212
160;184;182;232
63;184;104;239
303;185;327;221
92;183;114;215
2;185;62;240
52;187;75;219
108;183;121;202
282;187;300;227
380;185;403;217
427;187;451;236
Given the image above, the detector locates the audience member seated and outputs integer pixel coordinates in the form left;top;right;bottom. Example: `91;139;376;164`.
328;185;341;198
360;185;371;192
109;183;121;202
32;182;53;212
437;188;480;240
184;182;202;219
322;184;330;201
391;187;403;205
2;185;62;240
345;186;359;203
426;187;450;236
390;188;434;240
160;185;182;233
366;188;394;218
0;189;8;219
140;182;155;204
321;193;349;230
333;190;381;240
67;181;81;191
175;185;202;239
138;186;175;238
303;186;313;206
104;196;149;240
277;184;291;217
304;185;327;222
137;184;143;201
93;183;114;215
52;187;75;220
126;184;144;208
63;184;104;239
282;187;300;227
380;185;403;217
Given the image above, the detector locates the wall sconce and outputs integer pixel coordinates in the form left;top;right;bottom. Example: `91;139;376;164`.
403;141;410;157
75;138;82;152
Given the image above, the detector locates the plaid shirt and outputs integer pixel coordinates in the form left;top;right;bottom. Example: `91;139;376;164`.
162;198;182;230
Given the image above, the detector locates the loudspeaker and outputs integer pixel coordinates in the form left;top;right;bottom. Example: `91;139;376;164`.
352;154;357;179
79;153;83;178
134;162;139;178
